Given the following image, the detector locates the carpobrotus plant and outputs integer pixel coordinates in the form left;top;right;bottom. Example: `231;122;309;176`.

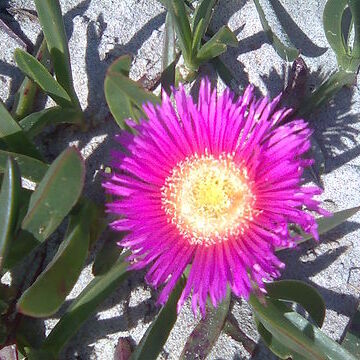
0;0;359;358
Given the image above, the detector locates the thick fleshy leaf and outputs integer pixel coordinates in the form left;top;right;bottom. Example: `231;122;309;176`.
42;253;129;356
180;289;230;359
129;277;185;360
298;70;356;117
24;348;54;360
105;56;160;130
107;62;160;109
196;25;238;64
250;296;357;360
161;12;177;94
265;280;326;327
161;59;178;96
2;190;38;270
20;107;82;138
191;0;217;52
342;302;360;358
166;0;193;63
301;205;360;244
0;158;21;271
323;0;349;67
17;200;98;317
21;147;85;242
277;205;360;251
163;12;176;70
89;206;107;249
0;150;48;184
3;231;38;271
34;0;80;108
12;38;51;120
0;102;42;160
104;55;133;130
15;315;46;354
316;205;360;235
253;0;299;61
255;318;299;360
0;284;12;315
349;0;360;60
14;50;72;108
92;231;123;276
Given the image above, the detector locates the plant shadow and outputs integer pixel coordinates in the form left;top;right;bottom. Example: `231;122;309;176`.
260;64;360;174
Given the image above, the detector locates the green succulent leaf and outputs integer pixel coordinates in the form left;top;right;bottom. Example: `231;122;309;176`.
180;288;231;359
42;253;130;356
250;296;357;360
316;206;360;236
349;0;360;59
167;0;193;64
25;347;55;360
17;200;98;317
105;55;160;130
130;277;185;360
191;0;217;52
0;157;21;271
192;18;206;56
0;150;48;184
34;0;80;109
161;59;179;96
163;12;176;70
277;205;360;251
89;206;107;249
323;0;350;66
255;318;302;360
298;70;356;117
104;55;133;130
341;302;360;358
0;101;42;160
161;12;177;94
253;0;299;62
2;188;38;270
196;25;238;64
3;230;38;271
92;231;123;276
0;318;8;345
12;38;51;121
301;205;359;245
265;280;326;327
16;315;46;354
21;147;85;242
14;49;73;108
20;107;82;138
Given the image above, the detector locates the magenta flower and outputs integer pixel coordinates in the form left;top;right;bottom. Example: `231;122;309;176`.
103;79;329;316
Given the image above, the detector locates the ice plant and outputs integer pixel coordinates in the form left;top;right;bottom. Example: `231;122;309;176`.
103;79;329;316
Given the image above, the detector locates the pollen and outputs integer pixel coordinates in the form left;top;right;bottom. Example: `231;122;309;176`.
161;152;257;245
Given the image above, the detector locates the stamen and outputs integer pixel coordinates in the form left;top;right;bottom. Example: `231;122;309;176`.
161;152;258;245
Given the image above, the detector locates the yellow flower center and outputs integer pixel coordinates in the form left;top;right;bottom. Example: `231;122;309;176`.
161;153;256;245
